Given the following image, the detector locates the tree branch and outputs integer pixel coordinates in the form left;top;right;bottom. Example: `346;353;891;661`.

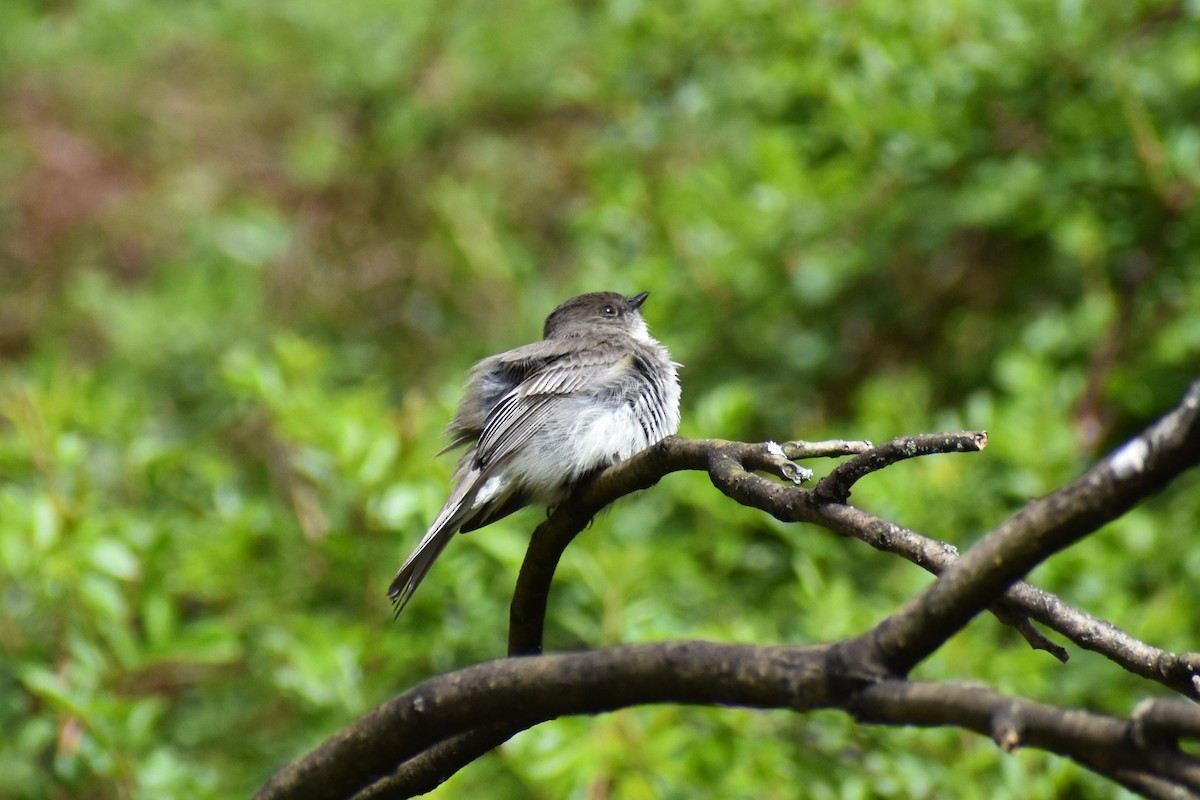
862;378;1200;676
257;642;1200;800
254;641;832;800
812;430;989;503
255;381;1200;800
511;423;1200;698
811;502;1200;697
508;435;952;654
349;724;528;800
850;682;1200;796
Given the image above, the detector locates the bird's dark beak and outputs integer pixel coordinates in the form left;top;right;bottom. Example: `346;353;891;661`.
628;291;649;310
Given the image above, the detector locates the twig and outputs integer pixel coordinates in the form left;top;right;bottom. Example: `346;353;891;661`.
812;431;988;503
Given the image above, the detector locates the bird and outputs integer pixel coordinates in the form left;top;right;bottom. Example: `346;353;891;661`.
387;291;681;614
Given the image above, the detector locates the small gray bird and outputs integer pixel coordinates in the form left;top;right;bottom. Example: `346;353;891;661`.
388;291;681;613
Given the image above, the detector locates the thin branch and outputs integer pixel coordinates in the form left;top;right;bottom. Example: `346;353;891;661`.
1109;769;1197;800
812;431;989;503
811;503;1200;697
1133;698;1200;744
508;437;866;654
863;378;1200;675
509;435;974;654
851;680;1200;795
350;725;516;800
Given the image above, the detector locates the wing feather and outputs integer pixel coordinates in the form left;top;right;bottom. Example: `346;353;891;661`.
474;339;629;468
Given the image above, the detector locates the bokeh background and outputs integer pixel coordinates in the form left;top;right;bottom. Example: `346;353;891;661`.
2;1;1198;797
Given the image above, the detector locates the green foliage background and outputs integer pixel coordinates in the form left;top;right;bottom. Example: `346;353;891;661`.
1;1;1198;797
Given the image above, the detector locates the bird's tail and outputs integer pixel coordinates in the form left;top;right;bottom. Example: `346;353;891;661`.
387;468;482;615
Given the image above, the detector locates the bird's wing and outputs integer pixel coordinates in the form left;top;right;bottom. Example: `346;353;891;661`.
389;340;626;613
436;340;569;456
474;339;629;468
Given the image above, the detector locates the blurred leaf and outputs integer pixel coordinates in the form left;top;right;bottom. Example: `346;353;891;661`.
0;0;1196;797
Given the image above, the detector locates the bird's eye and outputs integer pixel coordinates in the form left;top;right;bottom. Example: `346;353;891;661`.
602;304;617;316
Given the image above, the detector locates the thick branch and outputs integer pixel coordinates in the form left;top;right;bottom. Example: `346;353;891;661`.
255;642;1200;800
254;641;832;800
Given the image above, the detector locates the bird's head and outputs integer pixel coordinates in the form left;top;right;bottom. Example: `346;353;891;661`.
542;291;653;341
